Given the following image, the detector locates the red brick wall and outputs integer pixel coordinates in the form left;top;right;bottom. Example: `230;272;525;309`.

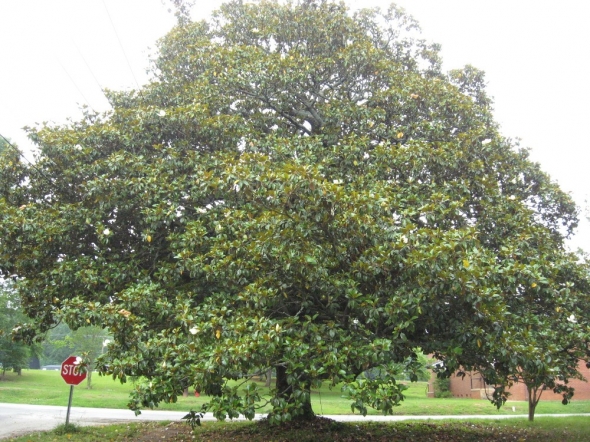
448;372;477;398
438;361;590;401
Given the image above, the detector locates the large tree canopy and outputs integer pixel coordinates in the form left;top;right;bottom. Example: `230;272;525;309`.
0;0;588;422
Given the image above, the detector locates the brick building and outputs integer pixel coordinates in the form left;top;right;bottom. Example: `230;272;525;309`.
427;360;590;401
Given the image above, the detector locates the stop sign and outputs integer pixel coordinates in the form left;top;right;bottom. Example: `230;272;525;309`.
61;356;87;385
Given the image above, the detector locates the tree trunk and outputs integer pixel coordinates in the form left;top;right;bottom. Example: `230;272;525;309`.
528;396;536;422
275;364;290;397
86;368;93;389
527;385;541;422
265;368;272;388
275;365;314;420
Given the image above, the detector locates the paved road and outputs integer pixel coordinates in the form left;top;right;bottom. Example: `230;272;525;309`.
1;403;589;440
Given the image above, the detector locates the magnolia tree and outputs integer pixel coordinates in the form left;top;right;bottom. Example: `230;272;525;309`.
0;0;588;422
450;241;590;422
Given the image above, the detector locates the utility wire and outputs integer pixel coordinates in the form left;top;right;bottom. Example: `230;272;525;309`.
0;131;85;206
0;5;142;201
57;58;96;112
0;132;56;193
71;39;108;105
0;133;32;164
5;36;108;195
102;0;140;89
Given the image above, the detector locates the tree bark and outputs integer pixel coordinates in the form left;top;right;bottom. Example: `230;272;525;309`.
527;385;541;422
86;368;93;389
528;397;536;422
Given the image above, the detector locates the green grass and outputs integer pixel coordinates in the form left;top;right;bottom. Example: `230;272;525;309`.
2;369;590;417
0;369;202;410
7;421;160;442
6;417;590;442
0;369;130;408
4;370;589;441
489;415;590;433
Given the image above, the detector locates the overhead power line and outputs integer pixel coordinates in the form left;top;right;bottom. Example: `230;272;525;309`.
0;132;84;204
71;39;107;101
102;0;140;89
57;58;96;112
0;132;55;190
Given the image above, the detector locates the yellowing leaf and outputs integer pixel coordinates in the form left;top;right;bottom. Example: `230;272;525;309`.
531;282;537;288
118;309;132;318
477;339;482;348
396;132;404;139
463;259;470;268
147;235;152;243
215;329;221;339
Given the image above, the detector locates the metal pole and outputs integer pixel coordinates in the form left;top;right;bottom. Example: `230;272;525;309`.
65;385;74;425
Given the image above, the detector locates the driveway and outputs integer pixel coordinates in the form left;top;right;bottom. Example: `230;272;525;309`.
0;403;195;439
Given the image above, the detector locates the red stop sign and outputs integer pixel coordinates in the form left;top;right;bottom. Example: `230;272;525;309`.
61;356;87;385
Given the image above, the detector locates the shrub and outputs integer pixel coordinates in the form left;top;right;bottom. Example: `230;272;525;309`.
434;378;453;398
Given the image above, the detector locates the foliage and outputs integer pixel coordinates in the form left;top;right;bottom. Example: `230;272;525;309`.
8;418;590;442
0;135;21;207
3;371;590;416
433;378;452;399
0;136;10;154
0;282;30;375
165;0;195;26
53;423;81;435
468;252;590;421
182;409;205;429
41;322;76;365
0;0;588;423
400;348;432;382
43;324;110;388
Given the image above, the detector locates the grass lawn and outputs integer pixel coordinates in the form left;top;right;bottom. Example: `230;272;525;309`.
1;369;590;417
6;416;590;441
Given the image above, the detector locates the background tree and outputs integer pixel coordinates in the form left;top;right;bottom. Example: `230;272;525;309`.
0;136;9;154
43;324;109;388
0;135;23;211
472;249;590;422
0;0;587;423
0;282;31;376
166;0;195;26
41;323;75;366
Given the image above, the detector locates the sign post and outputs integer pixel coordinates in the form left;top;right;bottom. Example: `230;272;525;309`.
61;356;87;425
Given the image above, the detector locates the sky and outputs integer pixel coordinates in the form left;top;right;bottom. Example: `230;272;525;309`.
0;0;588;251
